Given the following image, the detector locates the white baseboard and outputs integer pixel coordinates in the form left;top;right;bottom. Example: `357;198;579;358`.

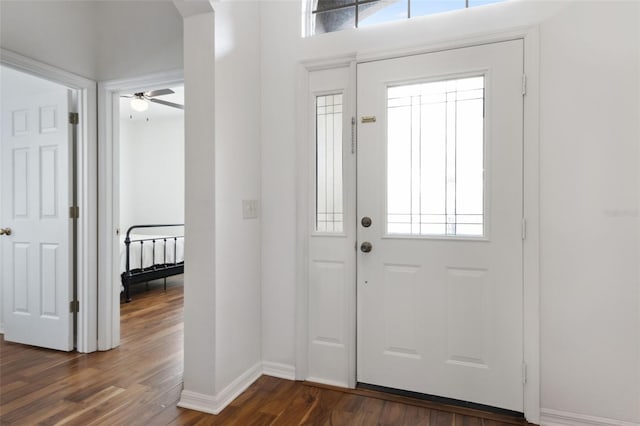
305;376;350;388
540;408;640;426
177;362;262;415
262;361;296;380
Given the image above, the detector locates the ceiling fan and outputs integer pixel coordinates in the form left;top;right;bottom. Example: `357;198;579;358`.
121;89;184;112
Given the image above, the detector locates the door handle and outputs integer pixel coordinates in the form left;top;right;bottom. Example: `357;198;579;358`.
0;227;12;236
360;241;372;253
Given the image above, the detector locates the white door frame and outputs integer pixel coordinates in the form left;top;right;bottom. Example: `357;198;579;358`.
97;70;183;350
0;48;98;353
295;27;541;422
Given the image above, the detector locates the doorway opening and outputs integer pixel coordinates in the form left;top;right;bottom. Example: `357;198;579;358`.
97;71;184;351
117;84;185;344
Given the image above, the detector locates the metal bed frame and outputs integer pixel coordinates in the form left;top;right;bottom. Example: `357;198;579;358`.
121;224;184;302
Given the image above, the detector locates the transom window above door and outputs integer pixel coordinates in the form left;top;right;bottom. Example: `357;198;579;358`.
307;0;506;35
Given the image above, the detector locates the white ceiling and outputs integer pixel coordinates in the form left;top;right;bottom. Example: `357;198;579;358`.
119;85;184;122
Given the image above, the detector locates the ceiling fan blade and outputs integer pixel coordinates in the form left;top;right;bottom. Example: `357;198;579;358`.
149;98;184;110
120;94;134;98
146;89;175;98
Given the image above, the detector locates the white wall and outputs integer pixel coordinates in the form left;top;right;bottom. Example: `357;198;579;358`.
119;115;185;234
538;3;640;421
213;0;263;394
259;0;640;423
0;1;182;81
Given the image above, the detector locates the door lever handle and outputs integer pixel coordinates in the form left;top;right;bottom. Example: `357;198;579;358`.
0;227;12;236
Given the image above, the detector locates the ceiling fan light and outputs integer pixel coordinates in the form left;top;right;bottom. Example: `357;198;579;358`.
130;97;149;112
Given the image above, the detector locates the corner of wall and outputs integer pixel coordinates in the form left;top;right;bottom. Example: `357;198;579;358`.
262;361;296;381
178;362;262;415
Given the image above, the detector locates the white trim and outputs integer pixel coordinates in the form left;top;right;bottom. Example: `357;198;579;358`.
0;48;98;354
175;390;219;415
540;409;640;426
177;362;262;415
306;377;350;388
295;62;311;381
262;361;296;380
97;69;184;350
522;26;541;424
355;26;535;64
294;26;541;422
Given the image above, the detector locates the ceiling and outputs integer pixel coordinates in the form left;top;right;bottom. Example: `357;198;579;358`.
119;86;184;122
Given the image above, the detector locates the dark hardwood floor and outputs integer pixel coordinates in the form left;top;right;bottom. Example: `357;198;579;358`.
1;277;529;425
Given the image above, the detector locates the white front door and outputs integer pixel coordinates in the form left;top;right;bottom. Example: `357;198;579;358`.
1;87;74;351
357;40;524;411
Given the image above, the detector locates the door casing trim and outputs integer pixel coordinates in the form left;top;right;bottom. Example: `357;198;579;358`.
97;70;184;350
294;26;541;422
0;48;98;353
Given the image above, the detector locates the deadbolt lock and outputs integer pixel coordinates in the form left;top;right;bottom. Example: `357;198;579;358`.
361;216;372;228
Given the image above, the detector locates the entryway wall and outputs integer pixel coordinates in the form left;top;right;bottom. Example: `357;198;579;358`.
260;1;640;424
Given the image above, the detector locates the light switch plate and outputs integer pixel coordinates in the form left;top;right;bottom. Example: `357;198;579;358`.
242;200;259;219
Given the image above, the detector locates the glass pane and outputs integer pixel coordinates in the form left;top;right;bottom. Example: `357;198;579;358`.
309;0;507;35
316;94;344;233
386;76;485;237
359;0;408;28
314;7;356;34
410;0;466;17
314;0;356;13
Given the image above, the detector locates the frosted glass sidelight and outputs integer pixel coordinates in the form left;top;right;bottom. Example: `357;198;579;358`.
386;76;484;236
316;94;344;233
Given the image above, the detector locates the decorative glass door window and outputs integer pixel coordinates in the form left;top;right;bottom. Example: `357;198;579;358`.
386;76;485;236
316;93;344;233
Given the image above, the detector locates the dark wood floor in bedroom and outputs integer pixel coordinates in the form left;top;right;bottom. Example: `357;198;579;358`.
0;277;530;425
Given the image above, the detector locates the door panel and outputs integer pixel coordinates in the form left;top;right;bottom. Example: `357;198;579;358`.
357;41;524;411
1;86;73;351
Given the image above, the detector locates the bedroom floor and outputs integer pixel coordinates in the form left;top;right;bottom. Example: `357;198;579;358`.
0;277;529;425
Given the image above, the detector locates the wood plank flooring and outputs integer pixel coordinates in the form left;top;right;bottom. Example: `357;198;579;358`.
0;277;530;425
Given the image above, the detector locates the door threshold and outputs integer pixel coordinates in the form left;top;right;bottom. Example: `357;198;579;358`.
358;382;524;420
303;380;527;425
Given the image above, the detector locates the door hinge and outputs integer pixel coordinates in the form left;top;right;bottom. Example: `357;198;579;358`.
521;218;527;240
522;362;528;385
69;112;79;125
70;206;80;219
522;74;527;96
70;300;79;313
351;117;356;154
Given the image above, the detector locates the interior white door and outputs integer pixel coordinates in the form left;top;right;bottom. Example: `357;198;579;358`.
1;87;74;351
357;40;524;411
